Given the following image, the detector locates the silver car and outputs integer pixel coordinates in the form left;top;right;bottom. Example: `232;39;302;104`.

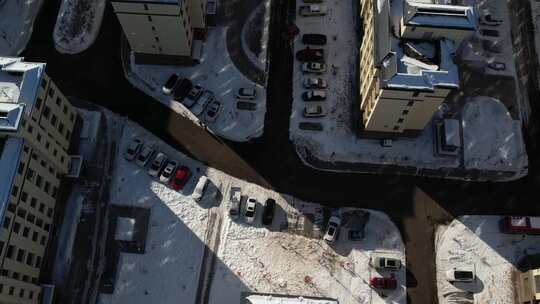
159;160;178;183
191;90;214;116
370;255;402;270
135;145;154;167
124;138;143;161
148;152;167;177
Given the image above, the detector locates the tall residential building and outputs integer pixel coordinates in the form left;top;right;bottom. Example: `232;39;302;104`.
0;57;78;304
359;0;476;137
112;0;208;65
518;267;540;304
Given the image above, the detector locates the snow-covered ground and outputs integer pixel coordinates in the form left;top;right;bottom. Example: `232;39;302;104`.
0;0;43;55
288;0;528;181
124;0;271;142
97;114;406;304
53;0;106;54
435;216;540;304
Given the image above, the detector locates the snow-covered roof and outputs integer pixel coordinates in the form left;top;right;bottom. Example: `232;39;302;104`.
0;137;24;229
245;294;338;304
0;56;46;132
403;1;476;30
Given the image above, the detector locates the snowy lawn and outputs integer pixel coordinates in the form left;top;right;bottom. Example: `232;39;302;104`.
53;0;106;54
98;114;406;304
124;0;271;142
0;0;43;55
435;216;540;304
289;0;528;181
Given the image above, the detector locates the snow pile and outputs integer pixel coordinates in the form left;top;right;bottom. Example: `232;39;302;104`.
462;97;528;173
0;0;44;55
98;113;406;304
53;0;106;54
125;1;271;142
435;216;540;304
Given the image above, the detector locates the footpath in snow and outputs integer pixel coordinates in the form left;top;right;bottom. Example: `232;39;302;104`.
123;0;271;142
97;113;406;304
53;0;106;54
435;216;540;304
289;0;528;181
0;0;43;55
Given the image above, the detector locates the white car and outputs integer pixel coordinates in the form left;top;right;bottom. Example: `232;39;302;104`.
446;267;475;283
303;77;327;89
302;62;327;74
323;216;341;243
299;5;327;16
148;152;167;177
244;198;257;224
135;145;154;167
303;105;326;118
236;87;257;100
370;255;402;270
124;138;143;161
159;160;177;183
192;176;209;202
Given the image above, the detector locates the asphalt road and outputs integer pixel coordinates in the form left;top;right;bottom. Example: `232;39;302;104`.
21;0;540;303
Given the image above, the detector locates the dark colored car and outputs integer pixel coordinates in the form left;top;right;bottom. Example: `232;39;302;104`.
173;78;193;102
262;199;276;225
296;48;324;62
237;101;257;111
370;276;397;290
302;34;327;45
162;74;180;95
170;166;191;190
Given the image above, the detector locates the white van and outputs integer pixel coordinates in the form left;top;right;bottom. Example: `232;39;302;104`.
192;176;209;202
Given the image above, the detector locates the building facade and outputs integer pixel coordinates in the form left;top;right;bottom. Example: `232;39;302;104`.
0;57;78;304
359;0;475;137
112;0;207;65
518;267;540;304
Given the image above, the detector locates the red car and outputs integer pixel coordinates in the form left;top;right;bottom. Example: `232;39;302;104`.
170;166;191;190
370;276;397;290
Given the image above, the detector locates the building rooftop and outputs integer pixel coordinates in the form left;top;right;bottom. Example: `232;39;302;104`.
403;0;476;30
0;57;45;132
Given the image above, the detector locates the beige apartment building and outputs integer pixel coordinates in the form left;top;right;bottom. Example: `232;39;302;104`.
359;0;476;137
112;0;208;65
518;267;540;304
0;57;78;304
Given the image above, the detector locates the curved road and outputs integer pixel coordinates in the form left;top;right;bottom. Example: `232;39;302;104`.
22;1;540;303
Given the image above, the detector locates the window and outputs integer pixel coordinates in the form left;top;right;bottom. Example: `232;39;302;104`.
63;105;67;114
48;87;54;97
36;133;42;142
53;149;58;157
35;256;42;268
9;286;14;296
7;204;15;213
70;113;74;122
41;78;47;89
58;122;64;134
11;186;19;197
40;236;46;245
66;130;71;140
27;213;35;224
12;272;19;280
26;253;34;266
44;223;50;232
39;203;45;213
22;227;30;237
22;275;29;283
16;249;25;262
19;288;24;298
402;110;409;115
50;115;57;127
29;291;34;300
36;218;43;228
55;97;61;106
47;208;53;218
0;241;4;254
397;118;404;123
35;97;42;109
147;16;152;22
21;192;28;202
27;125;33;134
36;175;43;188
393;126;400;131
30;197;37;208
13;222;20;233
52;187;58;199
32;231;38;242
412;91;420;97
17;208;26;218
3;217;11;229
407;101;414;107
31;277;37;284
44;182;50;194
18;162;25;175
43;106;50;118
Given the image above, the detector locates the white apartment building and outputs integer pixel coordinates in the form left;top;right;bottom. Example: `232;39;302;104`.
0;57;79;304
359;0;476;137
112;0;208;65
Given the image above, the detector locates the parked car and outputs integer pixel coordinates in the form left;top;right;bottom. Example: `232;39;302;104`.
236;87;257;100
480;28;499;37
302;90;326;101
380;139;393;147
183;85;204;108
303;0;323;3
487;61;506;71
192;175;209;202
298;122;323;131
302;33;327;45
148;152;167;177
244;198;257;224
479;13;503;26
303;104;326;118
296;48;324;62
500;216;540;234
162;74;180;95
370;276;397;290
323;215;341;243
159;160;177;183
205;100;222;122
135;145;154;167
371;256;402;270
303;77;327;89
302;62;327;74
262;199;275;226
172;78;193;102
229;187;242;219
299;5;327;16
170;166;191;190
237;101;257;111
124;138;143;161
482;39;502;54
446;267;475;283
191;90;214;116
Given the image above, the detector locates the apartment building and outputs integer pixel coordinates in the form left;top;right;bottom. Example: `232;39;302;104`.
112;0;208;65
518;267;540;304
0;57;78;304
359;0;475;137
